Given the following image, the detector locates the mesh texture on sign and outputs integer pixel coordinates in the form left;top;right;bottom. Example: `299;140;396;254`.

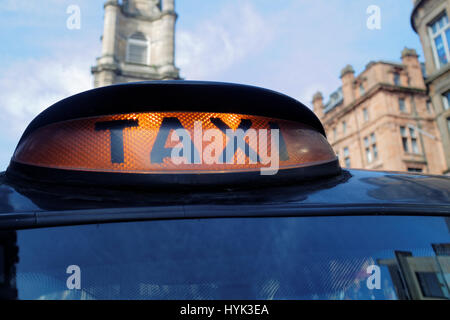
13;112;335;173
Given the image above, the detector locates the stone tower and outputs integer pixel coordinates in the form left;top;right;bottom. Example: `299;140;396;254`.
91;0;180;88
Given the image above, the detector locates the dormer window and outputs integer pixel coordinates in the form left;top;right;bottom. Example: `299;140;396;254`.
127;32;149;65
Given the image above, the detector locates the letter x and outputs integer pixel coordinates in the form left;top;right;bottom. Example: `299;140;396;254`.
210;118;260;163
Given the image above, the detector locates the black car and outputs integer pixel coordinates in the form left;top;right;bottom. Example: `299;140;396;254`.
0;81;449;300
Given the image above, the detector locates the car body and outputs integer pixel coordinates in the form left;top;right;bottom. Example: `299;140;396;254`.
0;81;449;300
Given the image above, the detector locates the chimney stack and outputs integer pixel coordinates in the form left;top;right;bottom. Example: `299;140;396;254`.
312;91;324;120
401;47;425;89
340;65;355;106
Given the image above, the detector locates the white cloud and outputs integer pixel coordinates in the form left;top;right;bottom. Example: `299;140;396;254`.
174;0;362;107
0;56;92;138
176;1;275;79
220;0;367;107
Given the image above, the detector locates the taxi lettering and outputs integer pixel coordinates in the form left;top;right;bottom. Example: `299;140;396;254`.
152;117;288;175
97;117;288;175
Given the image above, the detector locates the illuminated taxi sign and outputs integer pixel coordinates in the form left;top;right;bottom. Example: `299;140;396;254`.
7;81;341;187
12;112;336;176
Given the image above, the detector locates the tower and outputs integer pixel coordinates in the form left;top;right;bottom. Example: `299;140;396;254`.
91;0;180;88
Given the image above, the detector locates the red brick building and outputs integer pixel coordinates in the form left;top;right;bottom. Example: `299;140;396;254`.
312;48;446;174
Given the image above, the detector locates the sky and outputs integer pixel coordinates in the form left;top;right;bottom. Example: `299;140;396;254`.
0;0;422;170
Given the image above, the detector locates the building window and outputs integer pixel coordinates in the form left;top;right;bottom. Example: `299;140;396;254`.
429;12;450;69
416;272;447;298
371;133;378;160
343;147;350;168
443;91;450;110
127;32;149;65
447;118;450;133
393;72;400;86
400;126;409;152
399;98;406;113
342;121;347;135
364;133;378;164
363;108;369;122
409;127;419;154
408;168;423;173
359;84;365;96
400;126;420;154
333;127;337;140
364;137;371;163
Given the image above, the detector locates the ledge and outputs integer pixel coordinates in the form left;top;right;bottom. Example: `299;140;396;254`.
323;83;427;126
425;63;450;84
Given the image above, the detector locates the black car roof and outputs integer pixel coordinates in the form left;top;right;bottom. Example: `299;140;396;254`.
0;169;449;229
17;81;326;146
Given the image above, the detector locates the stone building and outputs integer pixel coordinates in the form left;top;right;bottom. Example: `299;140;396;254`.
312;48;447;174
411;0;450;174
91;0;180;87
378;245;450;300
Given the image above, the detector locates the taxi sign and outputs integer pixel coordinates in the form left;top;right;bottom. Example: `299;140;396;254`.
6;81;340;187
12;111;336;175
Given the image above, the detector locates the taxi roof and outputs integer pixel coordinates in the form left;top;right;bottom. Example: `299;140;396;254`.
1;81;449;228
18;81;326;145
0;169;449;229
8;80;339;188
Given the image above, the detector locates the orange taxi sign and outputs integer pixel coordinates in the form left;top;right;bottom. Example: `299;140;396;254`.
12;112;336;176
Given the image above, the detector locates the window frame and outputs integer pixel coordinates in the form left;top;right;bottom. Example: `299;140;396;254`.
409;127;419;154
428;12;450;70
399;98;407;113
364;137;372;164
343;147;350;168
400;126;409;153
370;133;378;160
393;72;401;86
363;107;369;122
126;33;150;66
364;133;378;164
400;126;421;155
443;91;450;111
415;271;448;299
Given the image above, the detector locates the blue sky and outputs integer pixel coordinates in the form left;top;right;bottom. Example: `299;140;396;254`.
0;0;421;170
